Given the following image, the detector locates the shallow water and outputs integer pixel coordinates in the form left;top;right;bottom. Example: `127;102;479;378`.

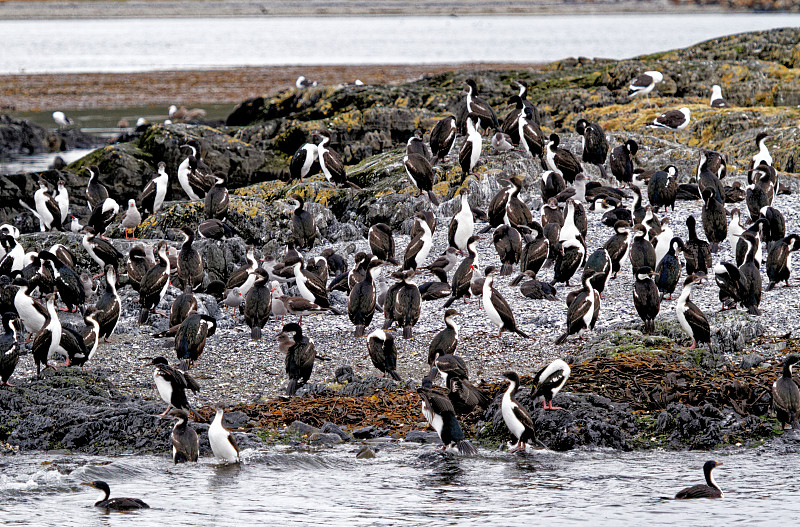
1;14;799;74
2;445;799;525
0;148;95;176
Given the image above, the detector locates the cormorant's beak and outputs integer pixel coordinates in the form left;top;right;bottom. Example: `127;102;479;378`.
716;462;723;466
80;482;94;488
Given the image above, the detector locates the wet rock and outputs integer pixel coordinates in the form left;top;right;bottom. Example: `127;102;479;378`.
352;425;386;439
223;410;250;429
321;422;353;442
356;445;376;459
404;430;440;444
0;368;171;455
481;390;637;451
308;432;343;446
285;420;320;436
740;353;765;370
0;114;48;157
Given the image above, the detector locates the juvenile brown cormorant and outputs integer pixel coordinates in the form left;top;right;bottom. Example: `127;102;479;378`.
633;266;660;334
175;311;216;369
244;270;272;340
170;408;199;463
772;354;800;429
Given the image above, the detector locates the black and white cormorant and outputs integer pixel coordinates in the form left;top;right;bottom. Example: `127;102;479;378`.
383;269;421;339
428;309;461;363
448;188;474;254
293;261;339;313
609;139;638;185
170;408;199;463
518;106;545;159
151;356;200;417
675;274;710;349
654;237;685;300
701;188;728;253
633;266;660;334
209;405;240;464
403;212;433;271
349;258;381;337
443;236;478;307
551;238;585;287
226;245;258;294
369;223;398;265
288;194;316;250
175;311;216;369
648;165;678;212
278;322;316;396
446;375;490;415
82;228;123;272
403;150;439;206
290;142;319;182
13;277;47;337
750;132;772;169
519;271;558;300
540;169;566;202
39;250;84;313
429;115;457;165
86;196;120;236
177;226;204;290
459;78;499;134
766;234;800;290
650;107;691;131
0;312;20;386
504;176;532;228
575;118;608;178
94;265;121;341
585;248;612;296
761;205;785;247
674;460;723;499
418;267;451;301
55;179;69;224
25;179;61;232
684;215;712;276
170;286;197;328
204;172;229;220
198;219;235;241
555;269;600;344
366;329;400;380
141;161;169;214
501;371;536;452
629;224;656;274
511;221;548;283
459;114;483;176
32;294;61;376
417;385;478;455
85;165;108;212
532;358;571;410
177;141;212;201
628;70;663;100
493;225;522;276
81;481;149;510
544;133;582;184
244;270;272;340
138;242;170;324
317;130;360;189
126;244;152;291
772;354;800;429
482;267;529;339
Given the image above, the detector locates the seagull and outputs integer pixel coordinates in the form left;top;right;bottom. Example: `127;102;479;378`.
52;111;73;127
709;85;730;108
650;107;691;131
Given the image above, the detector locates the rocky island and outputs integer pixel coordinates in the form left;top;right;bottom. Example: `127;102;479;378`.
1;27;800;459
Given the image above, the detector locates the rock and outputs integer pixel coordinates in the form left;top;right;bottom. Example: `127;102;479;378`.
0;114;48;157
222;410;250;429
321;422;353;442
356;445;376;459
352;426;386;439
285;420;320;436
740;353;765;370
308;432;343;446
404;430;440;444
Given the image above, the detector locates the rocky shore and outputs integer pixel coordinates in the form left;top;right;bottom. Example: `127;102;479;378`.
2;28;800;457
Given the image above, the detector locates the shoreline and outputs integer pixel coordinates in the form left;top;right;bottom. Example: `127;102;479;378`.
1;63;542;112
0;1;747;20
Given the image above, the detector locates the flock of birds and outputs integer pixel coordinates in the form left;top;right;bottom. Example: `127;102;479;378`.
3;70;800;510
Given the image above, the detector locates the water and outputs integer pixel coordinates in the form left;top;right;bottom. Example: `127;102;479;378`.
1;14;799;74
0;149;95;176
1;445;798;524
